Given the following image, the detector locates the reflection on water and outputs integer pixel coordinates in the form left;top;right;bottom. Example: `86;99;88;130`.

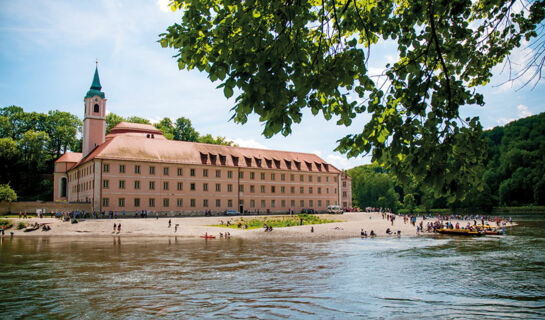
1;217;544;319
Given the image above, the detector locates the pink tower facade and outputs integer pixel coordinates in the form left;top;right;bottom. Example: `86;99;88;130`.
82;67;106;157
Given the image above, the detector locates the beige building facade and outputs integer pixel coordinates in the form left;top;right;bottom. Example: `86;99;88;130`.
54;67;353;214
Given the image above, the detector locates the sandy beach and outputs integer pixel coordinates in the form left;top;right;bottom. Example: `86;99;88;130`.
2;212;516;240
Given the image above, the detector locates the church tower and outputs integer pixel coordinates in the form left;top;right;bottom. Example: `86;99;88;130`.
82;65;106;157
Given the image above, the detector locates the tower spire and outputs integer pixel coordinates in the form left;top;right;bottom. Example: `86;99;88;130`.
90;63;102;91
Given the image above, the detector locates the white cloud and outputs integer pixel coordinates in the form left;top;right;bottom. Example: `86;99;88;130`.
156;0;171;12
517;104;533;117
231;138;269;149
325;153;371;170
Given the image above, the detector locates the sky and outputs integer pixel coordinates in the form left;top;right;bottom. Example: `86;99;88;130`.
0;0;544;170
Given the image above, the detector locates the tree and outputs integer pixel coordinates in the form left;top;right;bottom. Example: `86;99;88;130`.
198;133;236;146
403;193;416;214
0;184;17;202
154;117;176;140
18;130;51;170
174;117;199;142
44;110;82;158
105;113;125;134
161;0;544;202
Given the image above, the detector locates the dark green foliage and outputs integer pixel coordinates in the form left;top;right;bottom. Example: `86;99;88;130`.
0;219;13;229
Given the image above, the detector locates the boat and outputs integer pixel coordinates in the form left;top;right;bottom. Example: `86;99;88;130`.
484;229;504;235
436;228;483;236
200;235;216;239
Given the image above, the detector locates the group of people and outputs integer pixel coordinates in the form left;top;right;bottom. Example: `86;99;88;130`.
360;229;376;237
263;223;273;232
112;223;121;233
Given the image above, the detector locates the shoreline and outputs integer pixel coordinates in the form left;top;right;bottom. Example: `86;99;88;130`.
1;212;516;240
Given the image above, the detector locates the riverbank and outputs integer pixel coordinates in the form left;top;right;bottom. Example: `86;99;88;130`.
1;212;516;240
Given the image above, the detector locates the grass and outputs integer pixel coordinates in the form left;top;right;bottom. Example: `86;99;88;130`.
16;222;26;230
210;214;341;230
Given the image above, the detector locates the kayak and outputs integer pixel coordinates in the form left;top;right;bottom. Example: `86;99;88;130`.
436;228;483;236
200;235;216;239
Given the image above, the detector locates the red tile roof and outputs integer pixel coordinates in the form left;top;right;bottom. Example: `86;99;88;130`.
55;152;82;163
109;122;163;135
77;135;339;173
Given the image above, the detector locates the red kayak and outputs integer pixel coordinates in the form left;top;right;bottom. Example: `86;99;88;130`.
200;235;216;239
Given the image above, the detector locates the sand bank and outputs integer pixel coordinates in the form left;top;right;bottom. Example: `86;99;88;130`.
2;212;515;240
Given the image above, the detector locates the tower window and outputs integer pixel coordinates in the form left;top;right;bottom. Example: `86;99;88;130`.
93;104;99;113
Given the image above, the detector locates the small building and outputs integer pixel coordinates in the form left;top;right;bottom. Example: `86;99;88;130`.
54;67;352;214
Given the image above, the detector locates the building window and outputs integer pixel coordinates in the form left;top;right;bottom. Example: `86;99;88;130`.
119;198;125;207
318;187;321;194
271;173;275;181
119;180;125;189
343;181;347;187
290;174;294;181
216;199;221;207
216;183;221;192
309;187;313;194
203;183;208;191
300;187;304;194
271;200;276;208
227;171;233;179
281;186;285;193
300;175;304;182
177;199;183;207
149;166;155;175
103;198;109;207
326;177;329;182
290;200;295;207
216;170;221;178
335;188;337;194
260;172;265;180
177;168;183;176
203;169;208;177
318;200;322;207
326;200;330;206
190;199;196;207
250;185;255;193
260;186;265;193
250;172;255;179
203;199;208;207
261;200;266;208
134;198;140;207
281;174;285;181
135;165;140;174
120;165;125;173
271;186;276;193
300;200;305;207
250;200;255;208
239;171;244;178
149;198;155;207
334;177;337;182
281;200;286;207
228;199;233;207
190;168;195;176
343;191;347;197
103;180;109;189
327;188;330;194
103;164;109;172
318;176;321;183
149;181;155;190
309;176;313;182
227;184;233;192
309;200;314;207
290;186;295;193
163;198;169;207
239;185;244;192
164;167;169;176
177;182;183;191
94;104;100;113
163;182;169;190
190;183;196;191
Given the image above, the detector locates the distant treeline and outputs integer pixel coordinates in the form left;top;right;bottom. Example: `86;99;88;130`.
0;106;235;201
348;112;545;212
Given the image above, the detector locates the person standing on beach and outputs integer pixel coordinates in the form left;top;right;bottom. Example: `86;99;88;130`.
168;219;171;228
117;223;121;233
113;223;116;233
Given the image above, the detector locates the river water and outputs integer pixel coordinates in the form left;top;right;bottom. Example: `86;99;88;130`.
1;216;544;319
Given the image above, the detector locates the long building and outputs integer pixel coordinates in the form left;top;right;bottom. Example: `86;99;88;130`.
53;67;352;214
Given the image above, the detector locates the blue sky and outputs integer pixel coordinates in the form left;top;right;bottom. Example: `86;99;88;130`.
1;0;544;169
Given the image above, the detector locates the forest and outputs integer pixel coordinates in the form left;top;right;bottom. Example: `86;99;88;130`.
348;112;545;212
0;105;234;201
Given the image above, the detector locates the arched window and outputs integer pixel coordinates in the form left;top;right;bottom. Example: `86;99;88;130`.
94;104;100;113
60;177;67;198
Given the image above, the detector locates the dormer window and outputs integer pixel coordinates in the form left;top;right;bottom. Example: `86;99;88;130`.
294;161;301;170
315;162;322;171
265;158;272;168
305;161;313;171
219;154;227;166
200;152;208;164
245;157;252;167
94;104;99;113
274;159;281;169
209;154;217;165
231;156;239;166
285;160;292;169
255;157;262;167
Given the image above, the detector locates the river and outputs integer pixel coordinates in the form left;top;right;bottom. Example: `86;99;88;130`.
1;216;544;319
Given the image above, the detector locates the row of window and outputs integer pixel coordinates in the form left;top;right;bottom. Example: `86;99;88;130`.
102;180;337;194
102;197;333;209
102;163;337;183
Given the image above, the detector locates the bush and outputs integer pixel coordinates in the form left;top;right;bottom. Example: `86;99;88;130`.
17;222;26;230
0;219;13;229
